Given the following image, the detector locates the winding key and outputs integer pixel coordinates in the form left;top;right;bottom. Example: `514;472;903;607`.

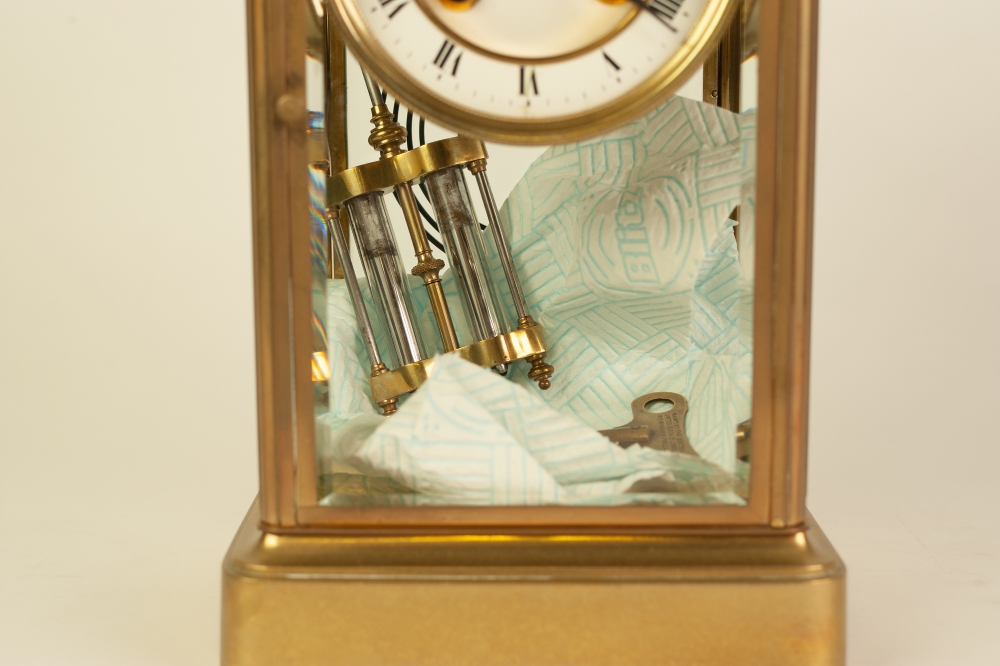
598;392;698;456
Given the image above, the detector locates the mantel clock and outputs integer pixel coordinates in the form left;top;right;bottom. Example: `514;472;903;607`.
222;1;844;664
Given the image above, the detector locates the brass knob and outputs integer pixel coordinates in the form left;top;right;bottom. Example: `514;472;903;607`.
275;93;306;126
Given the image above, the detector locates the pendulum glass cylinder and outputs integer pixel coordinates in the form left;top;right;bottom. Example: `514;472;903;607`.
345;191;425;369
423;166;509;355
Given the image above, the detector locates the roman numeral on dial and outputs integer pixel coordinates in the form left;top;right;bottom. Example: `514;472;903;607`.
640;0;685;32
380;0;408;19
433;39;462;76
520;66;539;96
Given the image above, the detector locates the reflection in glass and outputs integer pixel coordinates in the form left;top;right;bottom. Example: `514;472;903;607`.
306;24;330;418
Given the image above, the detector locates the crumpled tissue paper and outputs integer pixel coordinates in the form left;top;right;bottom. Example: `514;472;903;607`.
319;353;741;506
318;96;755;505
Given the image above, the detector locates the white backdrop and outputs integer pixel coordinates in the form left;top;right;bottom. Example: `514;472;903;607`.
1;1;998;664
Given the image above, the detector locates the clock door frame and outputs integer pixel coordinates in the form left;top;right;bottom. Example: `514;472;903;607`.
247;0;819;534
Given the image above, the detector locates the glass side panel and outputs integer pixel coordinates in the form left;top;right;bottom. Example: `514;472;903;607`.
313;3;759;508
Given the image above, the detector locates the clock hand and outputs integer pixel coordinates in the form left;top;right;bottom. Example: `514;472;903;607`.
631;0;683;32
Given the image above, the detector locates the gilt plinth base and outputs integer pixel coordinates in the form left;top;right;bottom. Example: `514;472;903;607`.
222;500;844;666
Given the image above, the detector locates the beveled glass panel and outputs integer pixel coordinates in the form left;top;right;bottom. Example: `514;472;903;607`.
310;2;759;510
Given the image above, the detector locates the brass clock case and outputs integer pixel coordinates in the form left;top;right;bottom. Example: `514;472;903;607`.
327;0;740;144
224;1;844;662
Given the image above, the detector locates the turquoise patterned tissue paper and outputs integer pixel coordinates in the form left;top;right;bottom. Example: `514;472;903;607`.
318;96;756;503
496;96;755;471
319;354;741;506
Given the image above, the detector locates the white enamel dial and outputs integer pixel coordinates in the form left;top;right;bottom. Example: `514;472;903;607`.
332;0;732;143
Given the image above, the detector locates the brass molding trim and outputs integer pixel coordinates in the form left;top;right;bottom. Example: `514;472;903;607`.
293;504;769;529
227;500;843;581
246;0;308;528
754;0;819;528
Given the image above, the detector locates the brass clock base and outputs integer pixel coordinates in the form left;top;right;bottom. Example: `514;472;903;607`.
222;501;845;666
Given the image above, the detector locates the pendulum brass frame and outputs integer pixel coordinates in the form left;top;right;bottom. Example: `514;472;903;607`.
327;136;488;205
368;318;547;404
329;102;554;406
